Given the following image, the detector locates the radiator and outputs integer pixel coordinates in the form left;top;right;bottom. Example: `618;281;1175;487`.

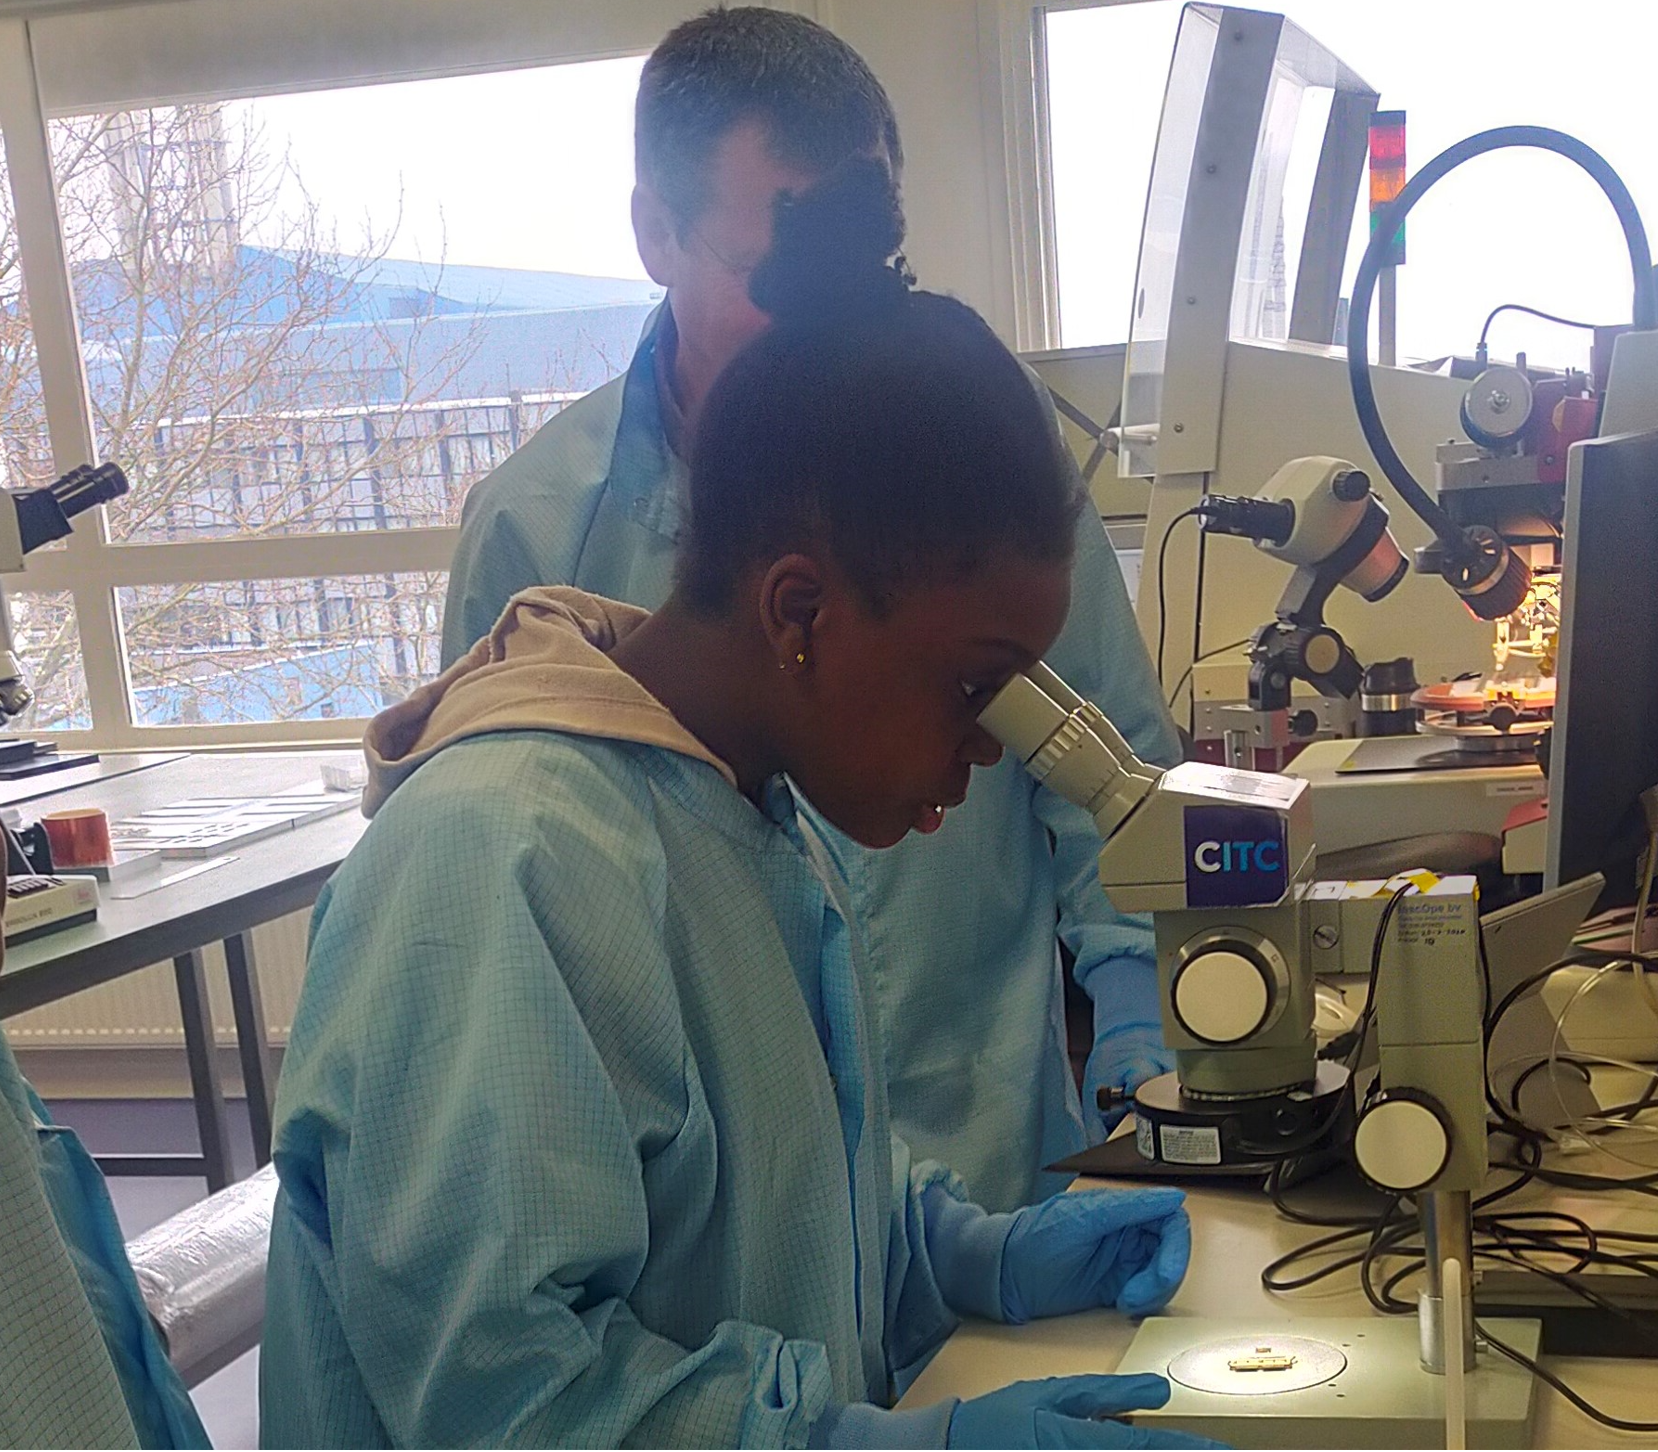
5;910;311;1049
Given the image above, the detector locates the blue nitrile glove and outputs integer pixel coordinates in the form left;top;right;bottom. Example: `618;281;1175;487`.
1082;963;1176;1138
1001;1187;1190;1323
948;1373;1225;1449
1085;1021;1175;1134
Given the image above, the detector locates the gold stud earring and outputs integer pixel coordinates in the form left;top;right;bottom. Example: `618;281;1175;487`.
796;652;807;665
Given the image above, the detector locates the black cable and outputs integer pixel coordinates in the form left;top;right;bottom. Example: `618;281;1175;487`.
1477;302;1601;354
1190;521;1208;718
1321;886;1412;1067
1479;1321;1658;1433
1477;920;1494;1028
1490;1158;1658;1196
1359;1203;1416;1314
1154;506;1202;690
1347;126;1656;561
1266;1162;1384;1228
1508;1055;1593;1116
1601;1075;1658;1124
1259;1227;1375;1292
1486;949;1658;1047
1165;636;1251;713
1482;943;1658;1141
1275;1202;1658;1312
1475;1248;1658;1350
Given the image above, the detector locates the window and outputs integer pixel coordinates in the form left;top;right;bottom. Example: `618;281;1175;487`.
3;47;658;738
117;573;442;727
1046;0;1658;371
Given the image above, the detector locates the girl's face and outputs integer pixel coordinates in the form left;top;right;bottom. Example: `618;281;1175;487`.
779;551;1073;849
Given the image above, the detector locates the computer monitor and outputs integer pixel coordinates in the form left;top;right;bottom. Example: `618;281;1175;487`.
1544;429;1658;902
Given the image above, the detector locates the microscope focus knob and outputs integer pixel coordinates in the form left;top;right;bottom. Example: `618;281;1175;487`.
1172;949;1272;1044
1285;627;1344;680
1354;1089;1453;1193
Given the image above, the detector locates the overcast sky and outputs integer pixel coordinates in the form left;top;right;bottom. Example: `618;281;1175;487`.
229;2;1656;374
231;55;650;282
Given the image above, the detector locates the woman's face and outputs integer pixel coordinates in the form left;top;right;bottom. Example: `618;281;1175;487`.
782;551;1073;849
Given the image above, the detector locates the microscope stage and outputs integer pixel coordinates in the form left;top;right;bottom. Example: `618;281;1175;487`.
1114;1316;1542;1448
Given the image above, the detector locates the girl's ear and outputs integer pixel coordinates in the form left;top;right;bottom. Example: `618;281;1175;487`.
758;554;824;672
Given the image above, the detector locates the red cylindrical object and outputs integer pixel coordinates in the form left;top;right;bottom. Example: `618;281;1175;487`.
42;807;113;868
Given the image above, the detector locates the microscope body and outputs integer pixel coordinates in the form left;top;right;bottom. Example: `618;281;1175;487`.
981;665;1487;1197
1097;759;1320;1108
1116;761;1487;1205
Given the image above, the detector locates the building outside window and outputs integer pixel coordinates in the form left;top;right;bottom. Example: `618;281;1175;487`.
2;53;655;734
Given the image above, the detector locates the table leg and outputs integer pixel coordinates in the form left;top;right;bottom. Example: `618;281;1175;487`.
223;930;275;1166
173;948;233;1191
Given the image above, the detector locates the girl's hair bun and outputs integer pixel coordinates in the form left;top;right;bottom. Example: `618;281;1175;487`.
747;156;913;324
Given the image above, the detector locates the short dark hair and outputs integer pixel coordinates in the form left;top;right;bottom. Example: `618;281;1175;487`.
636;6;903;229
677;164;1083;616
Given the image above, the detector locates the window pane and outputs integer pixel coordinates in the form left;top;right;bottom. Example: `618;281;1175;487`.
8;591;89;731
117;573;444;725
52;57;660;544
1048;1;1658;369
1046;3;1181;349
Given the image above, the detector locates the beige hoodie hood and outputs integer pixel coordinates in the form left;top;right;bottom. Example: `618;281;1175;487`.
362;587;736;817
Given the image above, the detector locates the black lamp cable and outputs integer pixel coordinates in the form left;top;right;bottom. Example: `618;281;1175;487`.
1346;126;1655;612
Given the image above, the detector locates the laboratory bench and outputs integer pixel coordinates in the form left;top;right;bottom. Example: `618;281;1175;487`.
0;749;368;1190
901;1153;1658;1448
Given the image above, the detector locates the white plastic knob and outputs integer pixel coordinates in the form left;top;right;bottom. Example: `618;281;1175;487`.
1173;951;1271;1043
1355;1095;1451;1192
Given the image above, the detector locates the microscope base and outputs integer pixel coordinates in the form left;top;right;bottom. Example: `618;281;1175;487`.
1114;1316;1542;1448
1132;1063;1351;1169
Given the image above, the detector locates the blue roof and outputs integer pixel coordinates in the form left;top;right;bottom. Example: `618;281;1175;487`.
65;244;662;412
73;245;663;335
337;253;664;318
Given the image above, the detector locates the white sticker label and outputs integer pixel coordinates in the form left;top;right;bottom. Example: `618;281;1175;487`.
1164;761;1302;808
1393;898;1469;948
1159;1124;1223;1165
1136;1114;1156;1161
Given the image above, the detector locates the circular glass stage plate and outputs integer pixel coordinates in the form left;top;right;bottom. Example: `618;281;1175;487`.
1168;1335;1347;1396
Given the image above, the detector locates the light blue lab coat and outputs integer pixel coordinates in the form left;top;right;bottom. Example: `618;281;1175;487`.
441;314;1182;1210
0;1030;207;1450
260;731;1010;1449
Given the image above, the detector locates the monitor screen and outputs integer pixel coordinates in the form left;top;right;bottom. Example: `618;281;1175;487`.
1544;430;1658;901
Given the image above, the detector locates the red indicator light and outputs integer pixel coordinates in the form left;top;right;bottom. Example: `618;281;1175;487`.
1368;110;1407;264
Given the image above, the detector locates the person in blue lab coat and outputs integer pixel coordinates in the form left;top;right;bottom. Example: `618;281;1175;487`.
259;163;1219;1450
0;856;207;1450
441;7;1183;1213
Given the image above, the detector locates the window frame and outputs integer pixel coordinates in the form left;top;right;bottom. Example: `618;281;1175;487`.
0;0;718;747
981;0;1167;360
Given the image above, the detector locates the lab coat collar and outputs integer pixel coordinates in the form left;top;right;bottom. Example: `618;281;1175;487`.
360;586;736;816
608;305;689;544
